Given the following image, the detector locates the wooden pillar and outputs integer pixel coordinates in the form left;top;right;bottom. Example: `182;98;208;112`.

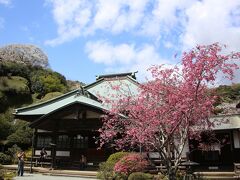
51;120;59;169
30;128;36;173
51;132;57;169
70;133;74;162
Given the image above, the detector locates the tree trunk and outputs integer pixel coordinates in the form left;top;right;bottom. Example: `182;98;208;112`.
168;167;177;180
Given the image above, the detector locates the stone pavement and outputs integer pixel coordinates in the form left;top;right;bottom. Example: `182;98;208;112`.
14;173;98;180
3;165;97;178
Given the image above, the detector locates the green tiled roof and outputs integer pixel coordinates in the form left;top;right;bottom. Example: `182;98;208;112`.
14;89;106;116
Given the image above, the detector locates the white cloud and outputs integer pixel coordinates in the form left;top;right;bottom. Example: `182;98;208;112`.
44;0;155;45
139;0;191;37
85;40;170;81
85;41;136;65
0;0;11;6
45;0;93;46
46;0;240;53
181;0;240;51
45;0;240;82
46;0;240;85
92;0;148;33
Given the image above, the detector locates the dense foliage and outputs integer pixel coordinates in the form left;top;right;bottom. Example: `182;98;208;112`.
30;68;68;98
215;83;240;104
7;120;33;148
5;144;22;164
0;61;68;99
0;164;4;180
39;92;64;102
0;153;11;165
128;172;153;180
97;161;116;180
0;109;13;140
107;152;129;164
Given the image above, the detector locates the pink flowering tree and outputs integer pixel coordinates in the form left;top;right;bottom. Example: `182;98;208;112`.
99;43;240;180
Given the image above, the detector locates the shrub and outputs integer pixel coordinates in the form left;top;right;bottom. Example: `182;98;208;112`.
154;172;166;180
6;144;22;164
24;148;32;158
153;171;185;180
40;92;63;102
30;69;68;98
115;173;128;180
0;164;4;180
0;153;12;165
97;162;115;180
7;120;33;149
107;152;129;164
128;172;153;180
97;152;129;180
176;170;185;180
114;153;149;176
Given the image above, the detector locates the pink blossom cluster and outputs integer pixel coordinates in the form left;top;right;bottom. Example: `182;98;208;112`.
114;153;149;175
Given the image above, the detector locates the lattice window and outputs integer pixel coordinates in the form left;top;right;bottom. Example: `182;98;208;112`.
73;134;88;149
37;135;52;148
57;135;70;148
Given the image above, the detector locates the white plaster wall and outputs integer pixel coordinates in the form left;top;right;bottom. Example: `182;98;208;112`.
37;129;51;132
56;151;70;157
35;150;51;156
181;139;190;158
233;130;240;148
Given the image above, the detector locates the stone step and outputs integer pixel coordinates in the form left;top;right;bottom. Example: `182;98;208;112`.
202;176;237;179
194;172;240;179
42;173;97;179
195;172;235;177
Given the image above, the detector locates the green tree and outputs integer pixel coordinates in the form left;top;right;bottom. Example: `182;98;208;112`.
0;61;30;79
0;91;7;112
40;92;63;102
215;83;240;103
30;69;68;98
0;109;14;141
7;120;33;149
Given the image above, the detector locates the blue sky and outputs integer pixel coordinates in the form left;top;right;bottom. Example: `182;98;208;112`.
0;0;240;84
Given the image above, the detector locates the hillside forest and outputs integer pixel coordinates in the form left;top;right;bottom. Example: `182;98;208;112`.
0;44;83;164
0;44;239;165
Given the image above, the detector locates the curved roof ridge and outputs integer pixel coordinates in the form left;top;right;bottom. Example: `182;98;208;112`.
84;74;139;91
96;71;138;80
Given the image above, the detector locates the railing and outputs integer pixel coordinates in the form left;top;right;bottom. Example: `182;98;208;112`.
234;163;240;178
